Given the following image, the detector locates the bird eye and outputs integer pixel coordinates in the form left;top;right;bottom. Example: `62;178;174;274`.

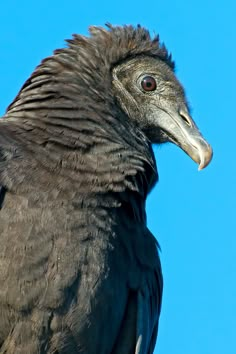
141;76;157;92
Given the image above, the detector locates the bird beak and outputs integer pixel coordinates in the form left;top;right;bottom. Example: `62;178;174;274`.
157;107;213;170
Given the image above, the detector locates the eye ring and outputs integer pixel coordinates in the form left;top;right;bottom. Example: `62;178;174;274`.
141;76;157;92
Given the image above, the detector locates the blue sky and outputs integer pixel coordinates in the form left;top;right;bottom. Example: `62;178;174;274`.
0;1;235;353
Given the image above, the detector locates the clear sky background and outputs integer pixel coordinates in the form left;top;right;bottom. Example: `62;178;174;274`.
0;1;234;354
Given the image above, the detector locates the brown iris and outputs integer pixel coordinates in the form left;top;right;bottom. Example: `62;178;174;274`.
141;76;157;91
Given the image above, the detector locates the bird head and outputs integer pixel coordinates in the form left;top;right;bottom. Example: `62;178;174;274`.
5;24;213;172
112;55;213;170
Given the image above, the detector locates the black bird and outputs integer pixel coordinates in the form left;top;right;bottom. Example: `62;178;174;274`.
0;25;212;354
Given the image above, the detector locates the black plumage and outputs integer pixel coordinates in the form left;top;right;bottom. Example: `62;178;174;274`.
0;25;212;353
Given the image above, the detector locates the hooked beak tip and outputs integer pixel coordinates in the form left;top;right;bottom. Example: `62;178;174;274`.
197;144;213;171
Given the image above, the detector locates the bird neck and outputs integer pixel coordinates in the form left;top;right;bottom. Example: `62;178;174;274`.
3;52;158;198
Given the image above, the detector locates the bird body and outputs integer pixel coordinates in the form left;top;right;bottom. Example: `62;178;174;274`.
0;25;212;353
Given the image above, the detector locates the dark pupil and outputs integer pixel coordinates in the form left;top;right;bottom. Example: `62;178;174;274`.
141;76;156;91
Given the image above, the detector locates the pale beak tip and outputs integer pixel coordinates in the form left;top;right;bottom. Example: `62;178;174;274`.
198;165;203;171
197;144;213;171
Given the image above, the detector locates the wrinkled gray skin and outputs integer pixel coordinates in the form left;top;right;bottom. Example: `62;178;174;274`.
0;25;212;354
113;56;212;169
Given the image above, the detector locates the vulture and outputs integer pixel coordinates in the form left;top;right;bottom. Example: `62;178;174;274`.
0;24;212;354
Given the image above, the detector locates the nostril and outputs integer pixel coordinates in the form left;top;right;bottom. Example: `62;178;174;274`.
179;109;192;127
